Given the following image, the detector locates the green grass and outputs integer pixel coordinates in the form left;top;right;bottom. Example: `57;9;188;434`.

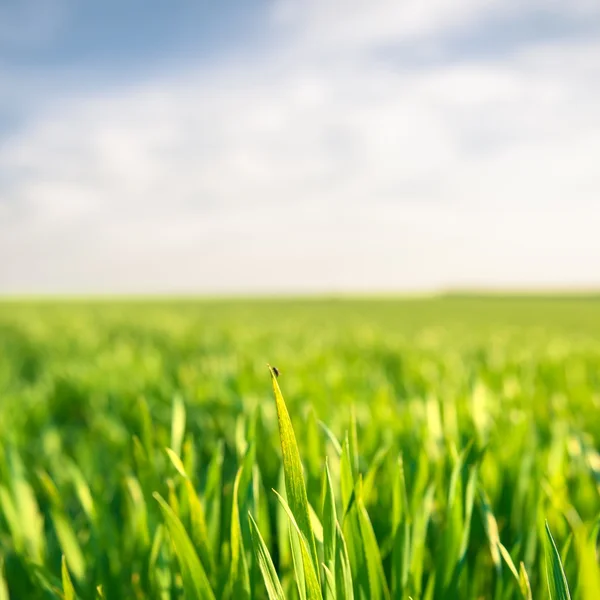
0;297;599;599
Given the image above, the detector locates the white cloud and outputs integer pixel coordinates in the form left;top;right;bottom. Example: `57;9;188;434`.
1;2;600;292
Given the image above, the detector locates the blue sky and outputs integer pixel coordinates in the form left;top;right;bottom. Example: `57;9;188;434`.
1;0;600;293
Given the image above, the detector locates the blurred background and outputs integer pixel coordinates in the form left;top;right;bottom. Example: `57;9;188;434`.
1;0;599;295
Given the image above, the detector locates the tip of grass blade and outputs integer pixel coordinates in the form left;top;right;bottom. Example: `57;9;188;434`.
165;447;188;479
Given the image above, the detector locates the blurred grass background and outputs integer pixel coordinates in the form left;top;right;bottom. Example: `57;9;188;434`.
1;296;599;598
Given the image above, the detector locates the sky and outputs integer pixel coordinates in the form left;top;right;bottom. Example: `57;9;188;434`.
1;0;600;294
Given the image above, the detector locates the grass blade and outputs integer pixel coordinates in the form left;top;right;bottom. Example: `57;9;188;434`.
61;555;75;600
318;421;342;456
544;520;572;600
478;488;501;575
321;461;337;600
273;489;323;600
186;479;214;577
248;512;285;600
153;492;215;600
335;522;355;600
356;480;391;600
229;467;251;600
0;557;10;600
269;366;320;582
171;395;186;459
165;447;188;478
519;561;533;600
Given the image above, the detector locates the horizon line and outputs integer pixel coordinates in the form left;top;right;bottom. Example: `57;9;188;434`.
2;287;600;302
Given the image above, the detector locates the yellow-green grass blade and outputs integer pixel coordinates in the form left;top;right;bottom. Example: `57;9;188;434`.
125;475;150;550
185;478;214;577
458;466;478;564
229;467;251;600
349;407;359;479
290;526;307;600
24;562;63;597
499;541;533;599
248;512;285;600
443;448;466;580
391;456;411;597
165;448;214;573
575;522;600;600
273;489;323;600
61;555;76;600
362;445;390;506
340;436;355;515
519;562;533;600
0;485;23;555
171;394;186;459
544;520;572;600
318;420;342;456
356;481;391;600
321;564;336;599
269;366;320;583
149;523;164;591
153;492;215;600
410;481;435;589
204;440;224;558
321;461;337;600
65;461;96;526
335;522;354;600
0;556;9;600
37;470;86;582
6;451;45;564
183;438;197;483
275;468;293;574
167;478;180;516
392;456;411;527
165;447;188;478
478;488;502;575
138;395;154;460
498;542;519;581
309;501;324;544
340;435;367;599
423;572;436;600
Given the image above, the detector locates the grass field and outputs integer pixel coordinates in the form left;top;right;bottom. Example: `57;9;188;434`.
1;297;599;599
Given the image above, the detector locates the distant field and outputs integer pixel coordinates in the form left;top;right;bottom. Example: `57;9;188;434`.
1;297;599;599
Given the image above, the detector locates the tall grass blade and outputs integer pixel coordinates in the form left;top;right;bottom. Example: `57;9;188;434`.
273;489;323;600
478;488;501;574
321;461;337;600
356;480;391;600
335;522;355;600
519;562;533;600
186;478;214;576
153;492;215;600
269;366;320;582
61;555;76;600
248;512;285;600
544;521;572;600
229;467;251;600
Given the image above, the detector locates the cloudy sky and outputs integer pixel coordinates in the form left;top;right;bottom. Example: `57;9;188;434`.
1;1;600;294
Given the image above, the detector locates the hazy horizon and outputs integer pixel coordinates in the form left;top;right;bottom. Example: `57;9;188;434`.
3;287;600;301
2;1;600;294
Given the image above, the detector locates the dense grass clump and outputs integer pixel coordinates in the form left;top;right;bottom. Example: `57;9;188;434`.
0;297;599;598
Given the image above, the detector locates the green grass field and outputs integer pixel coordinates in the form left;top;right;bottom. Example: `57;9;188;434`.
1;297;599;599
